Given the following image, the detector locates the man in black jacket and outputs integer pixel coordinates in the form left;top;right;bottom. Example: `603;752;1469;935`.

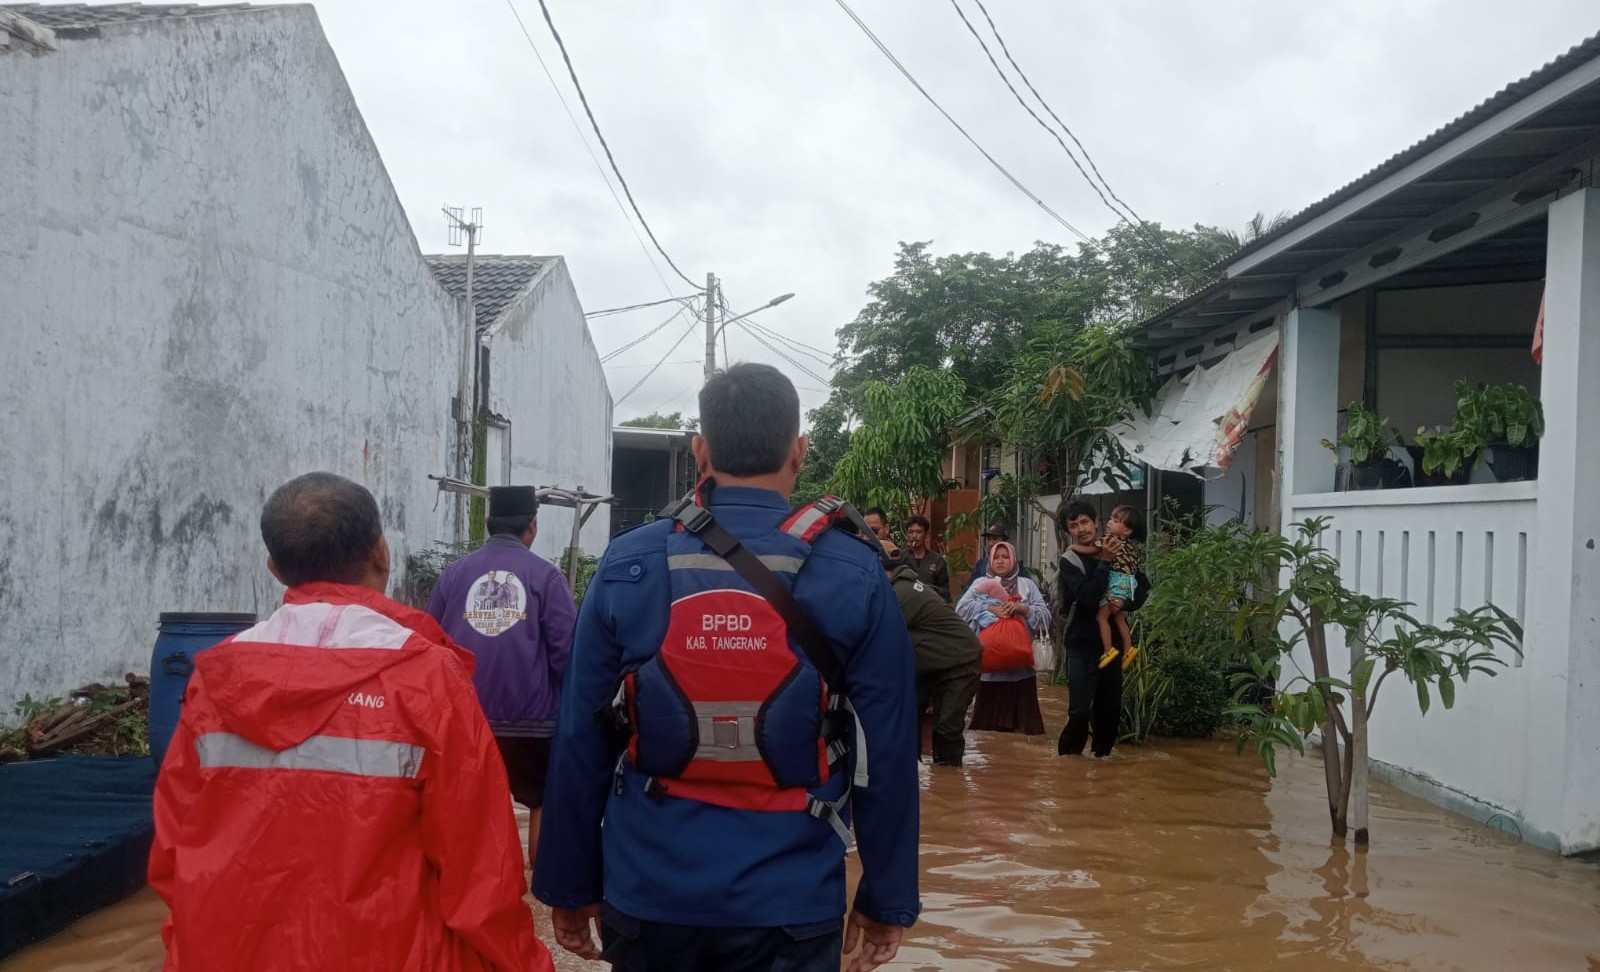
1055;500;1149;758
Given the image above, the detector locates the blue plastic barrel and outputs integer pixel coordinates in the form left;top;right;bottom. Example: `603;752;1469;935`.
148;612;256;768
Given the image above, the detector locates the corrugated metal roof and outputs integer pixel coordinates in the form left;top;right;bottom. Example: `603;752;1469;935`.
0;4;254;28
1220;29;1600;269
424;255;546;332
1140;28;1600;355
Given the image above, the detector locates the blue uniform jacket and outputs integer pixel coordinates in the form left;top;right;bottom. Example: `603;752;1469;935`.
532;486;921;929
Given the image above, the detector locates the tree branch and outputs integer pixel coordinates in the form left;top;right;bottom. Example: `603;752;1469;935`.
1366;666;1397;722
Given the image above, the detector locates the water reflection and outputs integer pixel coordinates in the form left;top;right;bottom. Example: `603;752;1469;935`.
6;686;1600;971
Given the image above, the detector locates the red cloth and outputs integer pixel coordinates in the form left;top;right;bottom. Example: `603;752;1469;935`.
1533;292;1545;364
148;582;552;972
979;616;1034;673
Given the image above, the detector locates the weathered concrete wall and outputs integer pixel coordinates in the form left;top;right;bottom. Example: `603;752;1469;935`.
484;259;613;558
0;7;462;710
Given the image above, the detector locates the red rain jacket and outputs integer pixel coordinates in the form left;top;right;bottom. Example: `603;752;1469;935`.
149;582;552;972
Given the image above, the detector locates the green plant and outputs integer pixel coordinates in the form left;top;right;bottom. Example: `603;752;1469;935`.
1322;402;1402;465
1415;426;1476;478
565;547;600;606
1221;517;1522;842
401;540;481;608
13;694;64;722
1152;650;1228;738
1419;381;1545;476
831;366;968;522
1119;653;1169;745
1139;520;1273;667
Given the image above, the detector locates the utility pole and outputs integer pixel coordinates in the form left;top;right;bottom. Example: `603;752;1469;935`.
702;272;719;380
444;206;483;545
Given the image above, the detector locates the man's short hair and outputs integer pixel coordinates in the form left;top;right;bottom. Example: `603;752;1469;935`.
905;514;931;532
486;513;535;538
698;363;800;477
1062;500;1097;523
864;507;889;522
261;472;383;587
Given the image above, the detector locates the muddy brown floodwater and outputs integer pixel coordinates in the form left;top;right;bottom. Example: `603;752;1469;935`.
7;686;1600;971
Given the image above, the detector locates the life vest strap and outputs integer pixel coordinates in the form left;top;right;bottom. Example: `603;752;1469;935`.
806;793;853;846
843;697;869;788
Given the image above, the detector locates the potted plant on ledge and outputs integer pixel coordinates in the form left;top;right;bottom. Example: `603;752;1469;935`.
1324;402;1404;490
1477;382;1543;481
1417;381;1543;485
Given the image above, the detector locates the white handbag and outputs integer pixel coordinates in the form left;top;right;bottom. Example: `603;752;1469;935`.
1032;631;1056;672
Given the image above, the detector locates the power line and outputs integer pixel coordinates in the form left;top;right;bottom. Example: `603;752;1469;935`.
531;0;701;288
743;317;835;367
734;321;833;388
717;284;835;362
957;0;1206;286
606;359;700;370
829;0;1089;243
586;294;697;318
503;0;678;298
601;304;695;363
615;318;702;406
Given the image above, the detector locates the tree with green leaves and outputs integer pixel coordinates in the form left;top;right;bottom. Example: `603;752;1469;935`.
620;411;698;431
981;320;1154;532
1199;517;1523;843
829;366;966;524
795;398;852;507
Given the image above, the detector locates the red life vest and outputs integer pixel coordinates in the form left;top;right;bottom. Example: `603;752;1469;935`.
610;495;869;842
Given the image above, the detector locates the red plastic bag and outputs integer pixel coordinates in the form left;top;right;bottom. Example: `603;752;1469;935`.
979;617;1034;673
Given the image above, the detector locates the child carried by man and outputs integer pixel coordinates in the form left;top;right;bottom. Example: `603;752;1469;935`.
1096;505;1143;670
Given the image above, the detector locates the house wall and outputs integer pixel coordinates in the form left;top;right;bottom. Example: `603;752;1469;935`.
483;260;613;559
0;8;461;711
1375;282;1543;434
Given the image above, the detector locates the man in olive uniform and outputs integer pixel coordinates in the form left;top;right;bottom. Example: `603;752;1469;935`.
886;558;983;766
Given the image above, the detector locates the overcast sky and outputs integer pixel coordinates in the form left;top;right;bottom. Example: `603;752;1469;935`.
306;0;1597;424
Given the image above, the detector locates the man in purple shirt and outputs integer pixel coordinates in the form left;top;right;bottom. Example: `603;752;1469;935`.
428;485;577;864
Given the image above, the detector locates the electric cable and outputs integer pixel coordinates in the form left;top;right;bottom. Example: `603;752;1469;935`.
615;318;702;406
958;0;1207;286
586;294;697;318
503;0;680;298
743;317;835;367
734;321;833;388
601;304;695;363
717;285;834;363
830;0;1089;242
532;0;702;287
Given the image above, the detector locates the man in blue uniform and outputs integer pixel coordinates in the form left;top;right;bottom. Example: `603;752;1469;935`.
427;485;576;865
534;364;920;972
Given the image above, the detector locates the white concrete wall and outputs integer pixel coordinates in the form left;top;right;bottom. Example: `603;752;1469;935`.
0;7;462;710
1524;189;1600;854
484;260;614;559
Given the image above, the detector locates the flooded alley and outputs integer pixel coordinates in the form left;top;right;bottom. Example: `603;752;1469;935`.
6;688;1598;971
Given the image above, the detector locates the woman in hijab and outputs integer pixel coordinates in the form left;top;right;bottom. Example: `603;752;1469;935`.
956;540;1053;735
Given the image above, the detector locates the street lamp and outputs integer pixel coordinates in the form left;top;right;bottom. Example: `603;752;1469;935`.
713;292;795;340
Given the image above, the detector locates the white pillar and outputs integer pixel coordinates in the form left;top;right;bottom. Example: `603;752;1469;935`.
1278;306;1342;503
1525;188;1600;854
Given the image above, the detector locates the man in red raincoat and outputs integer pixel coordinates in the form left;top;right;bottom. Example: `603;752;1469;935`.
149;472;552;972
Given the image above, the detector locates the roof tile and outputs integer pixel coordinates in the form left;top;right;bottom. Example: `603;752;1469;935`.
424;255;546;331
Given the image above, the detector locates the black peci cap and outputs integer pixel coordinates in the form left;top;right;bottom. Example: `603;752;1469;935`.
488;486;539;517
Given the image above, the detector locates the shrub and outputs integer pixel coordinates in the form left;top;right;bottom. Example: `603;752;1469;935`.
1152;650;1226;738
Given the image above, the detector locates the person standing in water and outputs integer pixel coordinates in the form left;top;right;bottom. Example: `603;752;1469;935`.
956;540;1052;735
